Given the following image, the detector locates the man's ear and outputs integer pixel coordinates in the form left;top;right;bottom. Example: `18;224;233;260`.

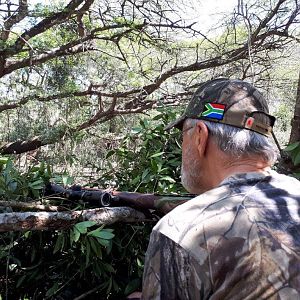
195;121;209;157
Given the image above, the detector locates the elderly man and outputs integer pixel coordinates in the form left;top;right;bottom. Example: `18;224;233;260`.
141;78;300;299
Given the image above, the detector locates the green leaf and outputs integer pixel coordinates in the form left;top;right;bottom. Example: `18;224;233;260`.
124;278;141;296
131;127;142;134
53;234;64;254
107;276;113;294
73;227;81;242
106;150;115;158
16;275;27;288
89;237;102;258
4;159;13;172
8;181;17;192
102;262;115;273
150;151;164;158
86;225;105;236
96;238;110;247
106;240;113;255
29;179;44;190
141;169;149;180
70;227;80;244
0;157;9;165
46;282;59;297
31;247;36;262
284;142;300;152
160;176;176;183
137;257;143;267
294;150;300;166
152;114;163;120
24;231;31;238
93;262;103;277
62;175;73;186
102;228;114;232
292;172;300;179
88;230;115;240
75;221;96;234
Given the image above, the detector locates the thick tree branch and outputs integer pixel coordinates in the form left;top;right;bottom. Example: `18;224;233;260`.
75;96;117;131
0;207;146;232
0;0;28;42
251;0;287;41
4;44;96;76
0;36;281;156
9;0;87;55
0;137;43;154
0;0;92;76
2;21;193;77
289;71;300;143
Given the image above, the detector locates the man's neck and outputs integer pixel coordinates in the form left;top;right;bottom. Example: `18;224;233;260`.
205;151;271;191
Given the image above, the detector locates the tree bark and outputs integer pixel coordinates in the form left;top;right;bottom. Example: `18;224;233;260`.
0;138;43;154
0;207;146;232
289;71;300;143
0;200;64;212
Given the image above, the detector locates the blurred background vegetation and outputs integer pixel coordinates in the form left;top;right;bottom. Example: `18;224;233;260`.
0;0;300;298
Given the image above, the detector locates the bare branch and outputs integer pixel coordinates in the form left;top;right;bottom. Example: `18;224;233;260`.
251;0;288;41
0;0;28;42
10;0;87;54
4;43;96;75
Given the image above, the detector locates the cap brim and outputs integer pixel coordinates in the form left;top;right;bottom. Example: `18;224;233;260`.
164;116;186;131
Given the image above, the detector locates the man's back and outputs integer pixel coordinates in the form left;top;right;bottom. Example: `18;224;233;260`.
142;171;300;299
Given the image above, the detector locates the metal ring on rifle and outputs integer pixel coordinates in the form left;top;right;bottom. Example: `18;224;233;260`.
100;192;112;207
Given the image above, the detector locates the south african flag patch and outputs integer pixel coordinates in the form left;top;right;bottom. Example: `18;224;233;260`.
201;103;226;120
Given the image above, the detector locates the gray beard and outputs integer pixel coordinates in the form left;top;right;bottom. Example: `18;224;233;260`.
181;148;203;194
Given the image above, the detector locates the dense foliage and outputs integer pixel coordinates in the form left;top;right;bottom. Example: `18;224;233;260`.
97;110;184;193
0;111;184;299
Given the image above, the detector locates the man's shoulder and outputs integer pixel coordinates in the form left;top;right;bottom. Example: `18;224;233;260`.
153;170;300;260
154;171;266;235
153;183;238;255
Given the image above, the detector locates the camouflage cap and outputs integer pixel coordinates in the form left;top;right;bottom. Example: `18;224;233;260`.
165;78;276;137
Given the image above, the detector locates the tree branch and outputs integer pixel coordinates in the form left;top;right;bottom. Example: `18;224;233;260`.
251;0;288;41
0;200;64;212
0;0;28;42
4;43;96;76
0;207;146;232
9;0;87;55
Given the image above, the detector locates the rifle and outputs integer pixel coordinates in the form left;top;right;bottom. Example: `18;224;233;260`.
45;183;195;214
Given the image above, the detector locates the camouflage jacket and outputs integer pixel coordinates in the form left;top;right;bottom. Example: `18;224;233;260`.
142;171;300;300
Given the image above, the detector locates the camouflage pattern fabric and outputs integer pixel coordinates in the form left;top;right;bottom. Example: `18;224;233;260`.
142;171;300;300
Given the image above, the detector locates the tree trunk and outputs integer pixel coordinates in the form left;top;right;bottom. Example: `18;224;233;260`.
277;71;300;175
289;71;300;143
0;207;146;232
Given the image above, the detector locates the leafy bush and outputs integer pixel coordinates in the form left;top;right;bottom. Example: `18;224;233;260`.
98;110;184;194
0;110;183;299
284;141;300;178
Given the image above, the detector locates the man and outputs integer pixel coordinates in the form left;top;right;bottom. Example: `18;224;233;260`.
142;78;300;299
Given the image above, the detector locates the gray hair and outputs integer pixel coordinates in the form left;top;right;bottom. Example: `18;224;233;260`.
185;119;278;164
